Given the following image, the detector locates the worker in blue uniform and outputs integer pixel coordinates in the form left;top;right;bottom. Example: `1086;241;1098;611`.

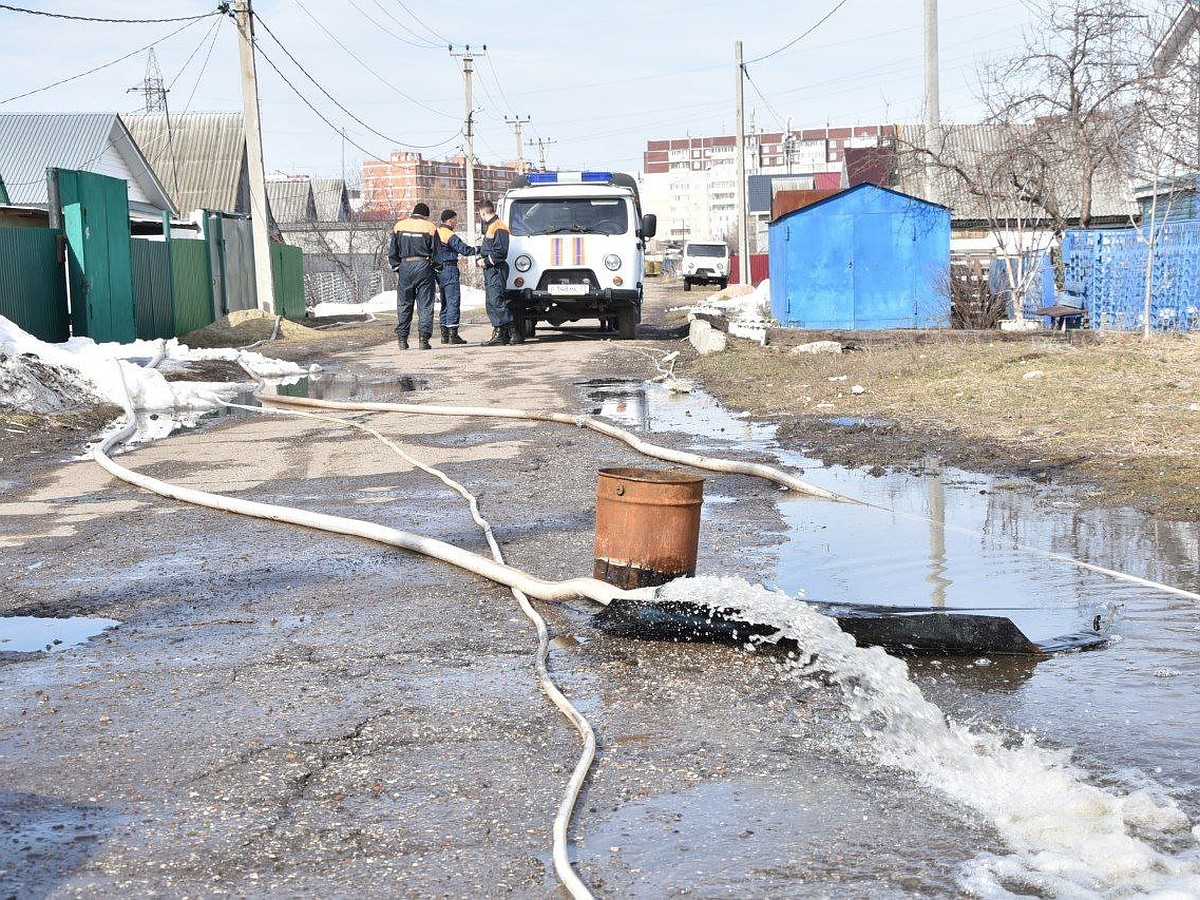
434;209;475;345
387;202;441;350
477;200;518;346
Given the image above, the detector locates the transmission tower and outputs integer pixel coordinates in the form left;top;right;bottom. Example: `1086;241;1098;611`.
127;48;169;114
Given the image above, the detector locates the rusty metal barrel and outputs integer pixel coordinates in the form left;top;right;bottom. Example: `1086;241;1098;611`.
593;467;705;590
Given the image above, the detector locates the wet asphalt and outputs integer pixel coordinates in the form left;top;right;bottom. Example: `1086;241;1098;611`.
0;285;995;897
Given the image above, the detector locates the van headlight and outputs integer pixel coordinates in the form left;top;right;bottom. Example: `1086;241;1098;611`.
603;254;621;271
514;254;533;272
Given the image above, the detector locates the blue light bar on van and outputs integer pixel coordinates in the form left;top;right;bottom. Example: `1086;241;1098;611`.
525;171;614;185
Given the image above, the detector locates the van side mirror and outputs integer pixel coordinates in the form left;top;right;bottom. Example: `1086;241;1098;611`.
641;213;657;239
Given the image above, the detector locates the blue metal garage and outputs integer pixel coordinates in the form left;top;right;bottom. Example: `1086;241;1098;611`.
768;184;951;329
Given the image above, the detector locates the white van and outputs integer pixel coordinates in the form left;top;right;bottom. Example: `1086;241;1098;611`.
500;171;656;339
681;241;730;291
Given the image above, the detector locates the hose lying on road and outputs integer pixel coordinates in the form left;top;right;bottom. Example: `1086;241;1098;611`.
257;393;843;501
218;400;599;900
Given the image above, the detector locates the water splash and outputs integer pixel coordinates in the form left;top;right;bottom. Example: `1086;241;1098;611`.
657;576;1200;897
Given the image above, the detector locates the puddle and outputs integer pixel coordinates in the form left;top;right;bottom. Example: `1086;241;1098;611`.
587;379;1200;818
0;616;120;654
824;415;892;428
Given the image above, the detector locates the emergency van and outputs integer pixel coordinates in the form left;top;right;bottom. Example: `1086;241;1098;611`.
681;240;730;291
499;171;656;339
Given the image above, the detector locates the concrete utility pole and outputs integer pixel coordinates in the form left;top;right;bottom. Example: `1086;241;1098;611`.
924;0;941;204
233;0;276;314
533;136;556;171
505;115;531;174
450;45;485;244
735;40;749;285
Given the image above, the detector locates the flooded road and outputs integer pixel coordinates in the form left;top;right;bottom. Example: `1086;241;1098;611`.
590;377;1200;894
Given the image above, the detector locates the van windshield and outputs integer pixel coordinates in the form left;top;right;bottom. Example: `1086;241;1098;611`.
685;243;727;258
509;198;629;236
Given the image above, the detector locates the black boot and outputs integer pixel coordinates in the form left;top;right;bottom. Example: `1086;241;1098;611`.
509;322;525;344
440;325;450;344
447;326;467;345
481;326;508;347
396;334;409;350
419;333;432;350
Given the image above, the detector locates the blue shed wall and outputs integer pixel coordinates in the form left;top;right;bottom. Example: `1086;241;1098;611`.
769;186;951;330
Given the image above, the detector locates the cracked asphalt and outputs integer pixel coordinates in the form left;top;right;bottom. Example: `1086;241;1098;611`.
0;285;994;897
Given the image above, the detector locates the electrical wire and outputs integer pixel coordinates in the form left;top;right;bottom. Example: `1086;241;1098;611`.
389;0;451;45
346;0;442;49
0;3;217;24
1;16;208;105
366;0;443;46
291;0;459;120
252;14;462;152
746;0;853;65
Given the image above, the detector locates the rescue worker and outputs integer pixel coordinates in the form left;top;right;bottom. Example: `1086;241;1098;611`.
387;202;441;350
434;209;475;345
477;200;518;346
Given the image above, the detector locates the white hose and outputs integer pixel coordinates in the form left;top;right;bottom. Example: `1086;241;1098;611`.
254;394;1200;604
256;394;843;501
219;400;598;898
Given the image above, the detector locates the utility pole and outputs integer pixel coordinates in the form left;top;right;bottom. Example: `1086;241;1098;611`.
735;40;749;285
505;115;531;174
533;136;556;172
233;0;276;314
450;45;485;245
924;0;940;204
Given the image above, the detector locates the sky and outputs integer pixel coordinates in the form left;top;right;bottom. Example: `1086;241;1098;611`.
0;0;1133;182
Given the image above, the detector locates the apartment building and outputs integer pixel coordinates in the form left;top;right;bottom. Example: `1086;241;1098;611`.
361;151;519;220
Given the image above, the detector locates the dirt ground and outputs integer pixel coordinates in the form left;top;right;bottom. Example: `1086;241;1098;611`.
686;328;1200;518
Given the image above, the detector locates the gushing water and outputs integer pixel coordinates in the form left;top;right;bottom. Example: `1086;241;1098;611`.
660;576;1200;898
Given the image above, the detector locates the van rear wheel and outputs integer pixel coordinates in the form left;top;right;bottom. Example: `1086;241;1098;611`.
616;305;638;340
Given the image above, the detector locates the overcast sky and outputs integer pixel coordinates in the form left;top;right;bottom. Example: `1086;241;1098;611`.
0;0;1124;181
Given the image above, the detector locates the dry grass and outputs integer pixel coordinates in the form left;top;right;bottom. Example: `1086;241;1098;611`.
687;332;1200;515
180;309;321;349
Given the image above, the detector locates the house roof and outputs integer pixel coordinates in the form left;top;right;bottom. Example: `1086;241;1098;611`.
0;173;8;205
266;178;317;224
122;112;248;214
310;178;351;223
895;123;1136;224
0;112;174;217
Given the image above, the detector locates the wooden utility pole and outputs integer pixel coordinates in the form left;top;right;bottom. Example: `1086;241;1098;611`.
505;115;531;174
450;45;485;244
735;40;749;284
233;0;276;313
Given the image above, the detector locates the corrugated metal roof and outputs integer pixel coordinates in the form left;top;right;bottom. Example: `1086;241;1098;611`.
123;113;247;214
266;178;317;224
896;123;1136;223
0;113;173;216
310;178;351;223
748;173;816;214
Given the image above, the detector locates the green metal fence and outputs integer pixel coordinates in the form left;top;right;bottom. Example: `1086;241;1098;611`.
0;226;69;342
130;239;174;340
170;239;214;337
271;243;306;320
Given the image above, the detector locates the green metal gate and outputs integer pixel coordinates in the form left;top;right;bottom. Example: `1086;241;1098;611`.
271;243;305;319
0;226;69;342
130;239;174;340
170;239;214;337
54;168;136;344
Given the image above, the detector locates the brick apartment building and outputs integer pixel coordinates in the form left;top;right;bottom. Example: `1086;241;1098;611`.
360;151;519;220
639;124;896;250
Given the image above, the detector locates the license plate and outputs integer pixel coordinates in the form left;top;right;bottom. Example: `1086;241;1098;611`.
548;283;589;296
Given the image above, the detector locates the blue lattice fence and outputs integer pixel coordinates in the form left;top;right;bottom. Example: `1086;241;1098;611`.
1062;222;1200;332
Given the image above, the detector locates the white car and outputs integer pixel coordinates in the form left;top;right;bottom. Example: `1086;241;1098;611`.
501;171;657;339
681;241;730;292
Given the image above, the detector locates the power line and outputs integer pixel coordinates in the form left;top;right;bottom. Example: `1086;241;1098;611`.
746;0;853;65
366;0;442;47
292;0;458;120
389;0;451;45
254;12;460;150
346;0;441;49
743;70;789;133
0;3;218;24
1;17;209;105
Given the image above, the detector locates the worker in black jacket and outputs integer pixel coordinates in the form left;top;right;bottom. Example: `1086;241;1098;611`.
477;200;517;346
387;202;441;350
434;209;475;345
